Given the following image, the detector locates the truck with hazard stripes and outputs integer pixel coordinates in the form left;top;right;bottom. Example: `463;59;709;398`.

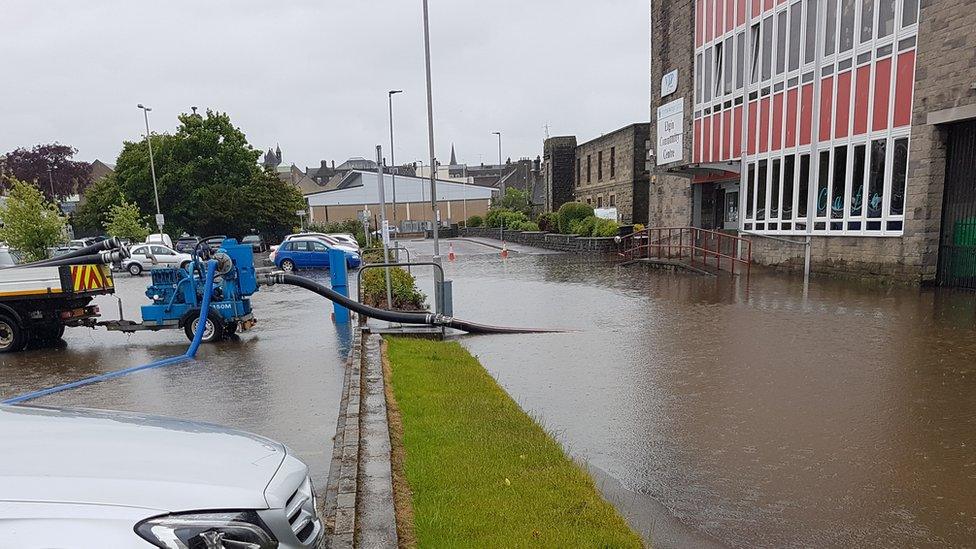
0;251;118;353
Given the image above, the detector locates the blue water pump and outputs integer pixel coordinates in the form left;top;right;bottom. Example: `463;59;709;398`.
107;237;259;343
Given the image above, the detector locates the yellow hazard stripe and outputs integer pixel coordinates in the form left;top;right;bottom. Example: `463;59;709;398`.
0;289;63;297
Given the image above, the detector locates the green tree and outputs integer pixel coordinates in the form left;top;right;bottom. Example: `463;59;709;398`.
495;187;531;215
103;199;150;241
113;110;302;238
0;179;67;261
73;173;123;234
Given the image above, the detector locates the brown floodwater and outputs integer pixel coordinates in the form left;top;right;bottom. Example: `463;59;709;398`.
403;242;976;548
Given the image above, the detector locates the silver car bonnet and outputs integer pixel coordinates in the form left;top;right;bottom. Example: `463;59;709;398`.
0;405;285;512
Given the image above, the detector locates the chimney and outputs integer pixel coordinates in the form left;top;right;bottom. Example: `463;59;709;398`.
331;160;335;170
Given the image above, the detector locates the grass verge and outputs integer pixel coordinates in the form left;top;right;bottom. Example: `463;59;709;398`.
384;337;643;548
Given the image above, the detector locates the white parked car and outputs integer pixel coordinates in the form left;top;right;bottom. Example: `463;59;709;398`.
123;244;192;275
146;233;174;248
0;405;322;548
327;233;361;249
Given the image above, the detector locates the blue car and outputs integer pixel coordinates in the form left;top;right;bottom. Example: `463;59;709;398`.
274;238;361;271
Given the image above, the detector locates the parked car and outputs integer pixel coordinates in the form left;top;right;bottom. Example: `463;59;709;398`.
270;232;358;263
0;247;20;267
146;233;174;248
328;233;361;249
0;404;323;547
174;236;201;254
242;234;267;253
123;244;192;275
274;238;361;271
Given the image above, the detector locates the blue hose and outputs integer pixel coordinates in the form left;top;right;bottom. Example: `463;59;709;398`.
2;260;219;405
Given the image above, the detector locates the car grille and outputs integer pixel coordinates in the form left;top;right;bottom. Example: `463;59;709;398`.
285;476;321;544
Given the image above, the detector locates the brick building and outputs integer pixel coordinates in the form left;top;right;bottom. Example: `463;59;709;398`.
573;124;652;225
650;0;976;286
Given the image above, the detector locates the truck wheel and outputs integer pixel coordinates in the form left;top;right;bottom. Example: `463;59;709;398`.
184;309;224;343
128;263;143;276
0;315;28;353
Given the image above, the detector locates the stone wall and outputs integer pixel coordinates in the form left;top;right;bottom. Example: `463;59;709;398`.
460;227;618;254
543;136;578;213
648;173;693;227
572;124;651;225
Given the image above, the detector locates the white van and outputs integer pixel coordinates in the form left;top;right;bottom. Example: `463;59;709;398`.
145;233;174;248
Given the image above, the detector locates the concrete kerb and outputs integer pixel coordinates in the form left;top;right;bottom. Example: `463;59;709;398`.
323;325;398;549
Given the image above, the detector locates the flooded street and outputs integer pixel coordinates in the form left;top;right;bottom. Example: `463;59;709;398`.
0;271;351;493
405;240;976;548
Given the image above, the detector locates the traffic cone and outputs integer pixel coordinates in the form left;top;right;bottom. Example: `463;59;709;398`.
501;245;509;259
448;243;456;261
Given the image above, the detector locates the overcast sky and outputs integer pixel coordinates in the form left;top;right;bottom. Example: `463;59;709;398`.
2;0;649;170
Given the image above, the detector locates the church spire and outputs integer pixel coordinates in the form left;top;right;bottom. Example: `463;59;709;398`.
449;144;457;166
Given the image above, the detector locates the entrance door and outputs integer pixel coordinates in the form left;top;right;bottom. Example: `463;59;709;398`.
937;120;976;289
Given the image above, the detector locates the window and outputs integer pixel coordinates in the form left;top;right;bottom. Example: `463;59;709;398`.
831;145;848;219
696;53;704;103
776;11;788;76
850;144;866;216
817;151;830;217
867;139;886;218
878;0;895;37
735;32;745;89
609;194;616;207
724;37;733;94
783;155;796;219
860;0;875;43
576;158;581;185
750;23;761;83
598;151;604;180
757;160;768;220
839;0;855;53
761;16;773;80
890;137;908;215
714;42;724;97
825;0;838;56
311;241;329;252
610;147;616;178
798;154;811;218
704;48;713;102
586;197;592;205
789;2;802;71
587;155;592;183
151;246;172;256
771;158;782;218
747;163;756;218
804;0;818;64
902;0;918;26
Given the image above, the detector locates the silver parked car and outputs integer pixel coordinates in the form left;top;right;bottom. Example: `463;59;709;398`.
123;244;193;276
0;405;322;548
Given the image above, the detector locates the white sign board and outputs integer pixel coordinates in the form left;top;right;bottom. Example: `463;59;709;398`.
295;210;307;217
656;98;684;166
381;220;391;246
661;69;678;98
594;207;618;221
155;213;165;228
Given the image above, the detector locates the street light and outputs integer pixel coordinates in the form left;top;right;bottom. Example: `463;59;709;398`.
137;104;163;234
422;0;439;260
388;90;403;235
492;131;502;168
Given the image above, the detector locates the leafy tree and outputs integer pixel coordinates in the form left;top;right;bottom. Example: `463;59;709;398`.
0;143;93;201
0;179;67;261
114;110;302;238
103;199;150;241
495;187;531;215
73;173;123;234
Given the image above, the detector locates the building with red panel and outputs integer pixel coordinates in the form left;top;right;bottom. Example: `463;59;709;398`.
650;0;976;285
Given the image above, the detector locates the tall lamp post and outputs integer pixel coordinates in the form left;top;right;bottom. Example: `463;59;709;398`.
137;104;163;234
388;90;403;235
422;0;439;260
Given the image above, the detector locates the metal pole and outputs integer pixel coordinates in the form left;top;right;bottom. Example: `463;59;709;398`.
47;167;55;200
138;104;162;233
422;0;439;259
388;90;403;234
376;146;394;312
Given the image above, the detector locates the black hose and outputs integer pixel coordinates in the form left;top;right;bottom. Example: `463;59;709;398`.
266;273;558;335
15;250;128;268
8;238;127;269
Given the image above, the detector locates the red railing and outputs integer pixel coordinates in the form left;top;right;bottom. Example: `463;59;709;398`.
617;227;752;275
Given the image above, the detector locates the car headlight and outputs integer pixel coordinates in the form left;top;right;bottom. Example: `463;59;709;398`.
135;510;277;549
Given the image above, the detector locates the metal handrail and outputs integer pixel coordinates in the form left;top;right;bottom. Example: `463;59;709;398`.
361;246;412;272
356;261;444;313
618;227;752;275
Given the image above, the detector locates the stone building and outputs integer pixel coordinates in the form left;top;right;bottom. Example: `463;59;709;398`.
650;0;976;286
542;136;578;214
572;123;651;224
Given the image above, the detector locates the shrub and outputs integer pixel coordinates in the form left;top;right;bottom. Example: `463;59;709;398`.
557;202;594;234
536;212;558;232
362;266;427;311
485;209;529;229
592;218;620;237
633;223;645;232
508;220;540;231
466;215;484;228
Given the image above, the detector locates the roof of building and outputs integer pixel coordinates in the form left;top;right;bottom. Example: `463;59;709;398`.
335;157;378;171
306;170;496;207
577;122;651;147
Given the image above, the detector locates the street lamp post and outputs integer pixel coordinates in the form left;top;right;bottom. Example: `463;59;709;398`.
47;166;56;201
137;104;163;234
422;0;439;260
492;131;503;191
388;90;403;236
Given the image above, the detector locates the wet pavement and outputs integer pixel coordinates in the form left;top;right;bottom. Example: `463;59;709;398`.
397;239;976;548
0;270;351;493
